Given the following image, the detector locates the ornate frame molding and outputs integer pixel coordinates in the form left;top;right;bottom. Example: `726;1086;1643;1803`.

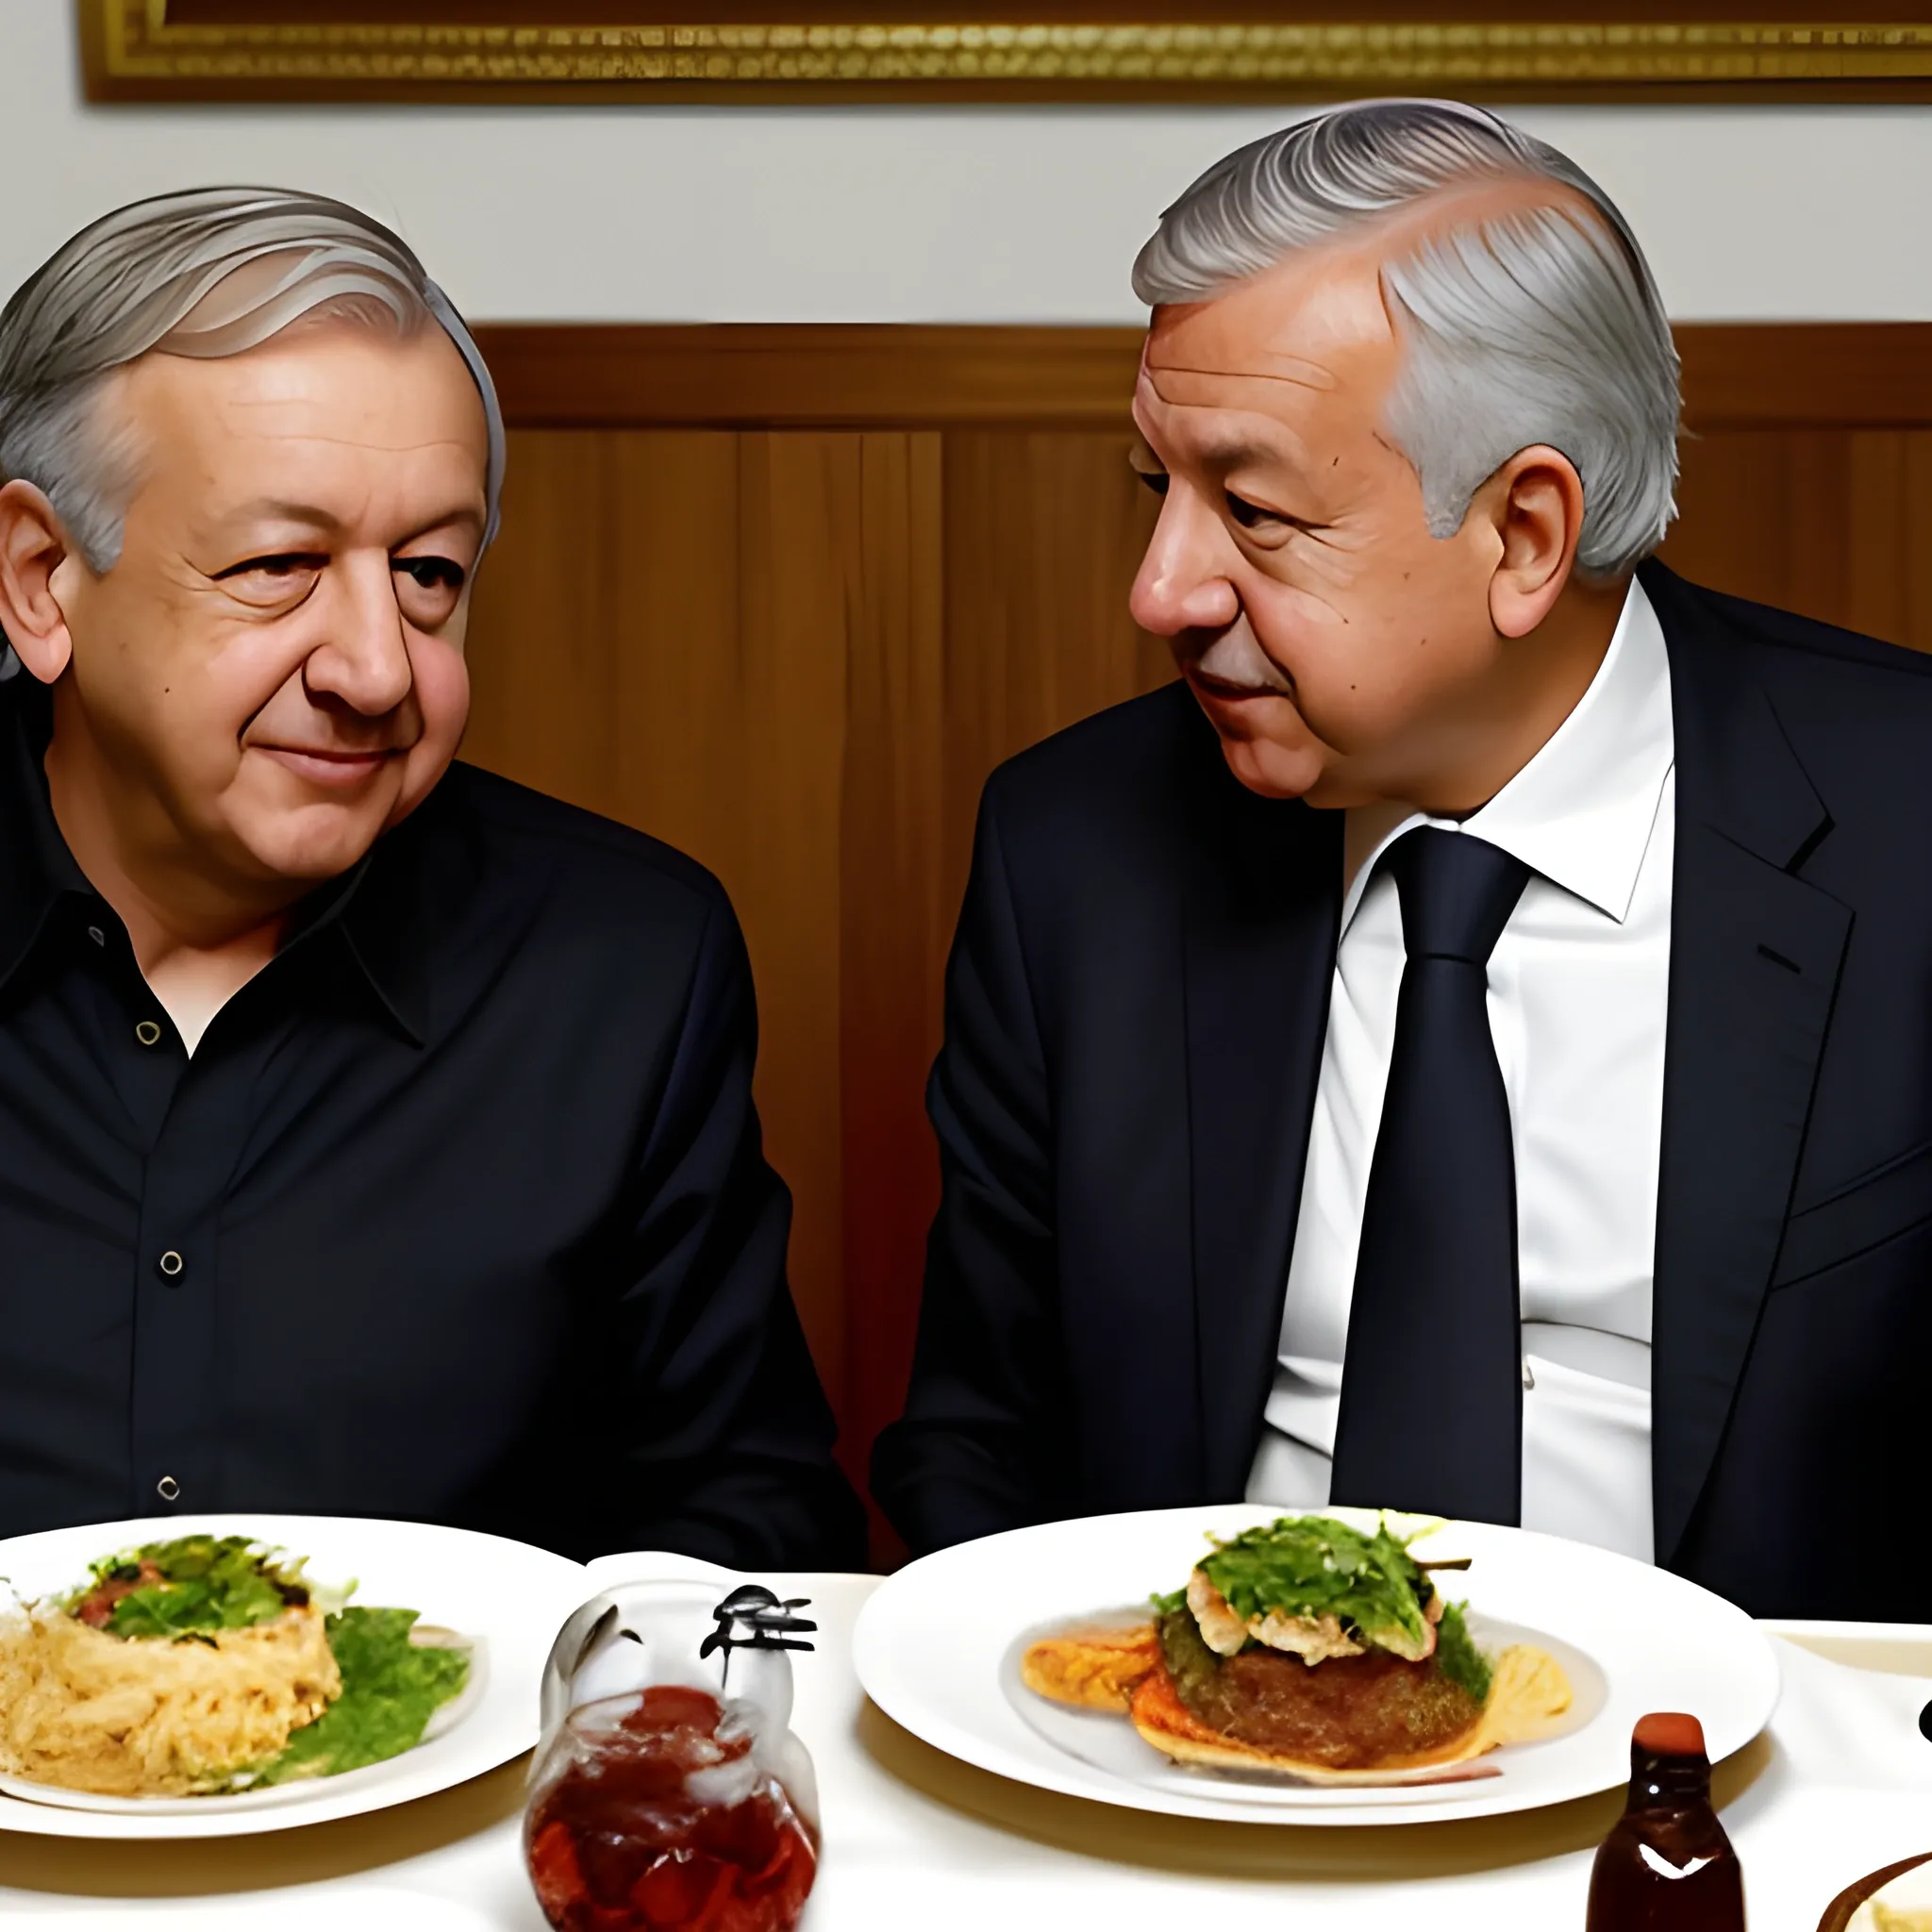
80;2;1932;102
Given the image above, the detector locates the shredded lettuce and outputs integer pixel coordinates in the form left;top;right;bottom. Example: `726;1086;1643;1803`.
77;1535;305;1640
246;1607;469;1786
1195;1514;1435;1655
1431;1600;1491;1704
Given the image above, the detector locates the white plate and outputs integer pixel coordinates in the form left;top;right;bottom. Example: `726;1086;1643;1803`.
0;1513;588;1838
1853;1857;1932;1927
853;1504;1781;1827
1;1888;497;1929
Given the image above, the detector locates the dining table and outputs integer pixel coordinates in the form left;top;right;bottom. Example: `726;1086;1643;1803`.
1;1562;1928;1930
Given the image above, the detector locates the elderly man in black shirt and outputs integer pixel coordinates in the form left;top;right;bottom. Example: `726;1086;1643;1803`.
0;189;863;1568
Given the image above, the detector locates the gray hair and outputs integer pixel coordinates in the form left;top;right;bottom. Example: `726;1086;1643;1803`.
0;186;505;578
1133;100;1679;578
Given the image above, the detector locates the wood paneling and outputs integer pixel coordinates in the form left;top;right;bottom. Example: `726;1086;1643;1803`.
839;435;949;1477
1660;428;1932;650
474;322;1932;432
941;431;1171;899
464;416;1160;1519
474;325;1147;432
459;322;1932;1530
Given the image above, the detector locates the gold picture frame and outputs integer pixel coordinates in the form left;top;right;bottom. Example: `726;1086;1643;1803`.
80;1;1932;103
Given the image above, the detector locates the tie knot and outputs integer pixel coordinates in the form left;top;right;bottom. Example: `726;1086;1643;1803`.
1386;826;1530;967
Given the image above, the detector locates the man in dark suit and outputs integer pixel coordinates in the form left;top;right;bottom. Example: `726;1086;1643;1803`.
874;100;1927;1619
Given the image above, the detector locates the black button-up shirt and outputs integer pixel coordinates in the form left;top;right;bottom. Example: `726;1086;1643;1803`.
0;675;862;1567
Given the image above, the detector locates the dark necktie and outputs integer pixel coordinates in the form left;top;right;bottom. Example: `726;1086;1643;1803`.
1327;825;1532;1526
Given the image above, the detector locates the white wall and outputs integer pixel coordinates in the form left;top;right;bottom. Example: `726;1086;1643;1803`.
5;0;1932;323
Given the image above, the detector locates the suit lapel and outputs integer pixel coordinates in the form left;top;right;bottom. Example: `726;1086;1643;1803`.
1647;566;1851;1563
1182;761;1341;1498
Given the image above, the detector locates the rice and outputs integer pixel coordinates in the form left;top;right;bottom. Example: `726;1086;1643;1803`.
0;1598;341;1795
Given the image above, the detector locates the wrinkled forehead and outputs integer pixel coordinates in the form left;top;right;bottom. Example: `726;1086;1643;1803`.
1140;245;1395;421
134;319;479;439
114;322;491;534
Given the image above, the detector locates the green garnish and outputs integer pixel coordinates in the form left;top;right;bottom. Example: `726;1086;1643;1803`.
79;1536;303;1640
1149;1588;1189;1616
245;1607;469;1787
1197;1513;1435;1656
63;1536;468;1793
1432;1600;1491;1703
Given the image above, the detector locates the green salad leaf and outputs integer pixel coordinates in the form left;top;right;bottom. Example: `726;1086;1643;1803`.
79;1535;302;1640
1195;1514;1433;1655
1431;1600;1491;1704
246;1607;470;1787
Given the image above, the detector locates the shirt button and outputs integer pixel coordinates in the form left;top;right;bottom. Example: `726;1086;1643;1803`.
156;1475;180;1503
135;1020;163;1047
87;925;105;947
157;1250;185;1281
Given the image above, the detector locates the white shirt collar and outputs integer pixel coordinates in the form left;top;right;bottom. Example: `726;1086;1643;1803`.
1340;575;1675;933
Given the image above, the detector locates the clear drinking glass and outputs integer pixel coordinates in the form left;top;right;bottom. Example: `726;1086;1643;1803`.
524;1579;820;1932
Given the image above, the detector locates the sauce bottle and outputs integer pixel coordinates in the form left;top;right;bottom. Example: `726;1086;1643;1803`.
525;1685;817;1932
1586;1711;1745;1930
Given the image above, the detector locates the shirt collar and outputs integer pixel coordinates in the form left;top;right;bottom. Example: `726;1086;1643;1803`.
0;674;430;1041
333;830;432;1046
1341;575;1675;934
0;677;97;994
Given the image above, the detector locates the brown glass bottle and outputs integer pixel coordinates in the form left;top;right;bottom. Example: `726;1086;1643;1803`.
1586;1712;1744;1930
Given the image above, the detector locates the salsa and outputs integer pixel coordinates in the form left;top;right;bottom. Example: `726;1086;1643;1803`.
525;1686;818;1932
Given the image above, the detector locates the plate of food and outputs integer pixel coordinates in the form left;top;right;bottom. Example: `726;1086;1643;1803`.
0;1513;588;1838
1840;1855;1932;1930
853;1504;1780;1826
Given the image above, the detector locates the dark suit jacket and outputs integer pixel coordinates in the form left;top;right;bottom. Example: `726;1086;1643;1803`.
873;561;1932;1619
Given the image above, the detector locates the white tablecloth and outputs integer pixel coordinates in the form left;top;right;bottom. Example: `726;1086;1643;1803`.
3;1576;1930;1929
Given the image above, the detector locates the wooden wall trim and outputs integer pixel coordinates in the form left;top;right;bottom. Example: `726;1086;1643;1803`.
1675;324;1932;428
473;324;1145;430
474;321;1932;433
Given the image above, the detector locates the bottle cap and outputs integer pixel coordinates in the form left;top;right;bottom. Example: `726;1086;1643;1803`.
1633;1711;1707;1757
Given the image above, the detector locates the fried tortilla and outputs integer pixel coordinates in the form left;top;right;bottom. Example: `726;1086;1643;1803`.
1020;1623;1163;1711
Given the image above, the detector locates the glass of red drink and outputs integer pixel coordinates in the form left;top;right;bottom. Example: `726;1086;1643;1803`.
526;1580;820;1932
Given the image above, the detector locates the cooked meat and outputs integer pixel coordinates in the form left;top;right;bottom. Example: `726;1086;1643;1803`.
1184;1572;1249;1657
73;1560;165;1629
1157;1608;1482;1771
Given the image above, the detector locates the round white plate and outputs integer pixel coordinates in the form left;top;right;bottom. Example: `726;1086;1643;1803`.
2;1889;496;1929
1853;1857;1932;1928
853;1504;1781;1827
0;1513;589;1839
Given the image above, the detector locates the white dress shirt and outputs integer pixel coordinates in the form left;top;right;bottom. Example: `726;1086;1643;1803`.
1246;578;1674;1563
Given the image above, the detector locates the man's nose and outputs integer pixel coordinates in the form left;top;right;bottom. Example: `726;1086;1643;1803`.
307;557;415;715
1128;491;1241;639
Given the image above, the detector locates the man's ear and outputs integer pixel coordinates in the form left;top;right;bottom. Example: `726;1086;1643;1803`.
0;478;82;683
1479;445;1587;640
